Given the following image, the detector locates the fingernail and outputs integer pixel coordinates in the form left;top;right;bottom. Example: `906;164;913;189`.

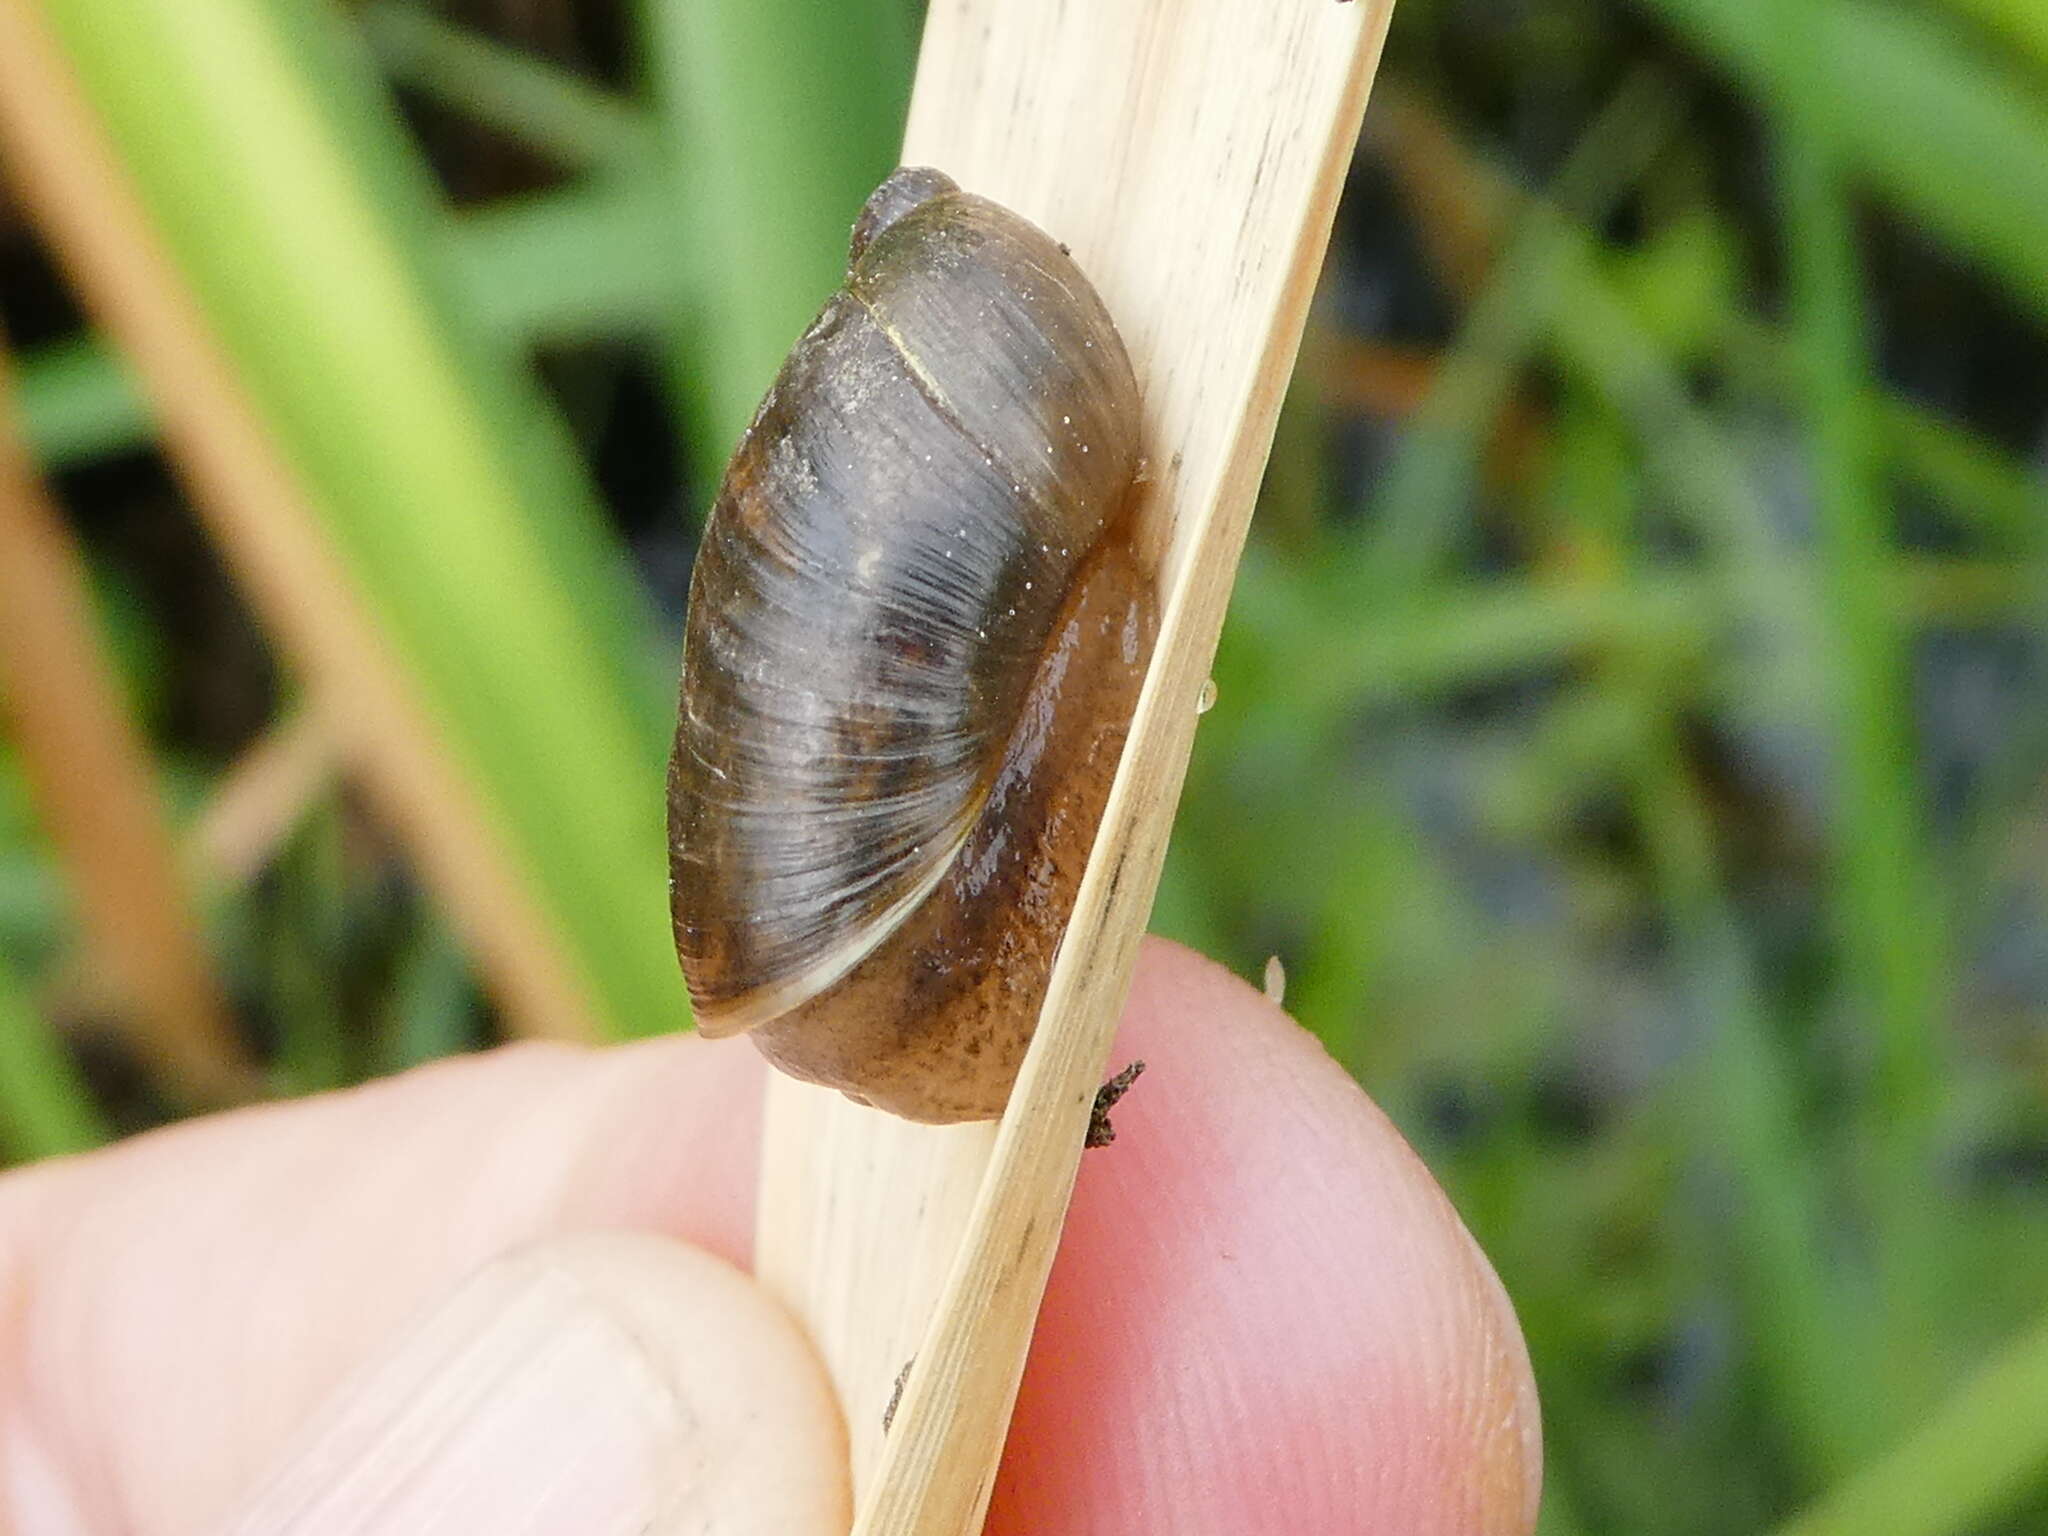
225;1233;848;1536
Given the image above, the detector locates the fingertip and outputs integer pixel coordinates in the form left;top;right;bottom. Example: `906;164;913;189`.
994;938;1541;1535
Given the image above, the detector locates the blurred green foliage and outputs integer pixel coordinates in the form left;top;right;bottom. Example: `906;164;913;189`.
2;0;2048;1532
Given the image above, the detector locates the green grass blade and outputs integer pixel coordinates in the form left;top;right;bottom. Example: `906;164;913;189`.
1638;0;2048;324
1777;76;1949;1380
253;0;676;744
1877;399;2048;556
1633;724;1882;1480
378;910;477;1071
640;0;913;465
39;0;684;1038
1356;71;1683;603
449;178;693;343
0;952;109;1162
268;798;350;1094
361;1;659;172
1774;1309;2048;1536
1532;233;1890;1478
17;174;691;470
12;335;145;468
1934;0;2048;78
1719;312;2048;557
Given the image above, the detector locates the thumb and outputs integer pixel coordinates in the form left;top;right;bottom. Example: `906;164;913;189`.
223;1233;848;1536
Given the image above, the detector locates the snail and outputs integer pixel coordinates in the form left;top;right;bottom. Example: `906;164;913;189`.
667;166;1156;1124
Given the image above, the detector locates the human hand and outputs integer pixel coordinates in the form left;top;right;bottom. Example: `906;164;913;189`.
0;938;1540;1534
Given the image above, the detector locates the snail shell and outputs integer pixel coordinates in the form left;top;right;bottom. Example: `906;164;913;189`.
667;166;1155;1123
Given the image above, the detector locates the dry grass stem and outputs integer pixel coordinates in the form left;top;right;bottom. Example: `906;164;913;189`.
0;344;257;1104
1365;84;1518;301
186;703;338;891
756;2;1398;1531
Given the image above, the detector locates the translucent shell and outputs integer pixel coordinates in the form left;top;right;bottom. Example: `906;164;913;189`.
667;168;1151;1121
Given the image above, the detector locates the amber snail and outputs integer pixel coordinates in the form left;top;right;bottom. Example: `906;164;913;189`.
667;166;1156;1124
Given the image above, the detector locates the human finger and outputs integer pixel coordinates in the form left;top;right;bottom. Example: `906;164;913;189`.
994;941;1542;1535
0;1027;770;1532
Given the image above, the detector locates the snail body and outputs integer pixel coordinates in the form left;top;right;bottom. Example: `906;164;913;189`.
667;167;1154;1123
